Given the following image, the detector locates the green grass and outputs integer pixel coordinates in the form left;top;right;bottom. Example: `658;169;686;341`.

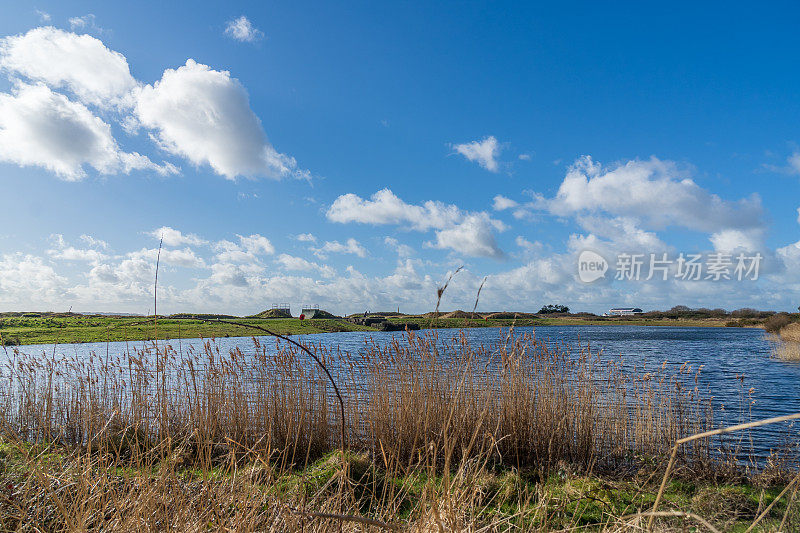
0;314;374;345
0;312;756;346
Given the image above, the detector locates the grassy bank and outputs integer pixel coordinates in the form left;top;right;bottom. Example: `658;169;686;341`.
0;312;747;346
0;314;374;346
0;331;797;530
389;315;739;330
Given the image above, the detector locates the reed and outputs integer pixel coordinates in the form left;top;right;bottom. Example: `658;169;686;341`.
0;331;795;531
769;323;800;361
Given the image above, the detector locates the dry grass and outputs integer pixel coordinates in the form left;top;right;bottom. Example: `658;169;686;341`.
0;331;796;531
768;323;800;361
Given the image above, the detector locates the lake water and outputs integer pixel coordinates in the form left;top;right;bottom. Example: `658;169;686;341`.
9;325;800;457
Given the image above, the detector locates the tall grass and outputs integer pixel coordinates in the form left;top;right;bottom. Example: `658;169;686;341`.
0;331;793;531
769;322;800;361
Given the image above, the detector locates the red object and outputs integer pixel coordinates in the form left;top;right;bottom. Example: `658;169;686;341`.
299;314;305;321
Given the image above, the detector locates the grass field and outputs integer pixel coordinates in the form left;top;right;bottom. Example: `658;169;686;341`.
0;314;374;345
0;312;745;346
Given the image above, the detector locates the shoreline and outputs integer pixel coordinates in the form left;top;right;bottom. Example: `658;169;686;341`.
0;313;763;346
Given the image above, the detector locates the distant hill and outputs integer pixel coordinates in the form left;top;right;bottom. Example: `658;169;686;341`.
305;309;339;319
170;313;240;319
251;308;292;318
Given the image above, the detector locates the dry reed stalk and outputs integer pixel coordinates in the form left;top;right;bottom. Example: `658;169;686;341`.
648;411;800;532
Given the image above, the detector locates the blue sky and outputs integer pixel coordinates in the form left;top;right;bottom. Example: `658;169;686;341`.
1;1;799;315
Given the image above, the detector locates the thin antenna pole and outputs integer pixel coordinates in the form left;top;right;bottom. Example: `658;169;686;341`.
154;236;163;343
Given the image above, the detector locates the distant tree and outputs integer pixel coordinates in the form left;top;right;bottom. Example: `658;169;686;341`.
538;304;570;314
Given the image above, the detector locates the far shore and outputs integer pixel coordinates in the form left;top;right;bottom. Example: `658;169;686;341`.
0;311;768;346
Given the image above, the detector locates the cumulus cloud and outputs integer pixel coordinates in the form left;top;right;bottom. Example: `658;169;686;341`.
0;27;135;108
327;188;461;231
542;156;763;233
80;234;108;249
295;233;316;242
48;246;107;263
313;239;367;259
136;59;307;180
276;254;335;277
515;236;542;253
451;136;501;172
0;84;174;180
384;237;414;257
327;188;506;258
328;189;481;232
239;234;275;255
0;27;309;181
128;247;206;268
492;195;518;211
0;253;65;303
426;213;504;259
214;234;274;263
224;16;264;43
149;226;206;247
709;229;764;253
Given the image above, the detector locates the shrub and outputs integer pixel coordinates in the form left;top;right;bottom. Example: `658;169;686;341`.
764;313;792;334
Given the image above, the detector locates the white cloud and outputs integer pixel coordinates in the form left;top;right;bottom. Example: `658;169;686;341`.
492;195;518;211
135;59;307;180
68;14;102;32
295;233;317;242
384;237;414;257
276;254;335;278
541;156;763;233
515;236;542;253
328;188;463;231
80;234;108;249
207;261;263;288
314;238;367;259
35;10;51;22
149;226;206;247
0;27;135;108
0;253;65;303
328;188;506;258
224;16;264;43
128;247;206;269
574;215;668;251
213;234;274;263
451;136;501;172
709;229;764;253
518;153;532;161
426;213;504;259
0;83;174;180
49;247;107;263
791;153;800;175
239;234;274;255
